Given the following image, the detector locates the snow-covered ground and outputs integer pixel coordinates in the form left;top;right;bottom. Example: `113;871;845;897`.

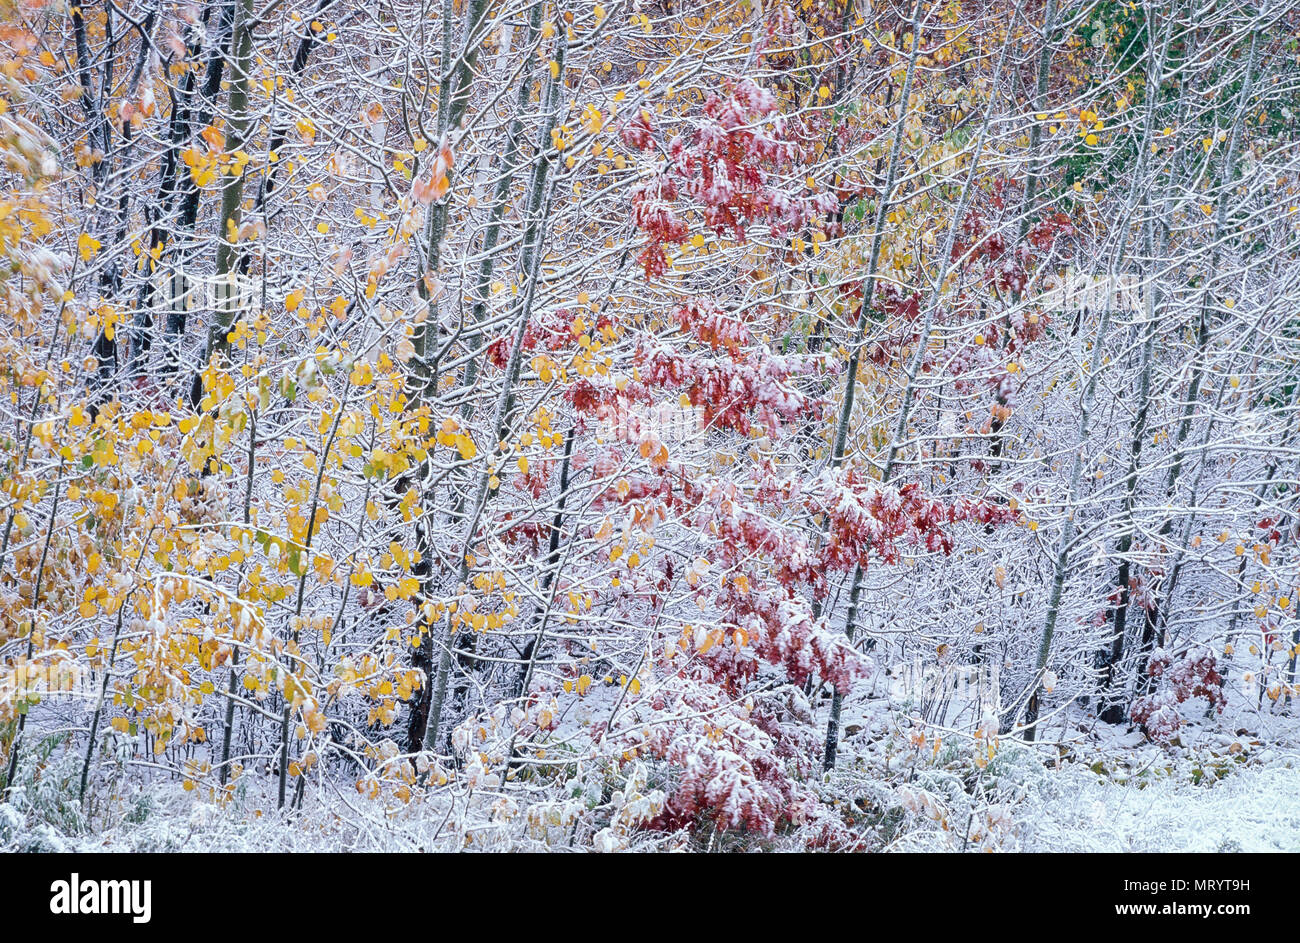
1021;761;1300;852
5;715;1296;853
6;651;1297;853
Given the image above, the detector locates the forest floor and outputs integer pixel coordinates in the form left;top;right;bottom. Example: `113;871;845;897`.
5;686;1297;852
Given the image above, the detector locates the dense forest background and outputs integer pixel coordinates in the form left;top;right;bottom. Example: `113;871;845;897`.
1;0;1299;851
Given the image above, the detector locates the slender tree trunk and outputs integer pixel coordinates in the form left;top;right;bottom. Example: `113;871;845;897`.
401;0;503;756
1097;230;1160;724
825;0;1019;768
2;458;66;800
205;0;257;363
1130;27;1262;704
1015;2;1181;741
161;0;237;373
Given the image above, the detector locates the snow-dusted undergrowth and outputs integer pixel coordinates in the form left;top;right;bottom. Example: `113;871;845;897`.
1019;762;1300;853
5;727;1295;853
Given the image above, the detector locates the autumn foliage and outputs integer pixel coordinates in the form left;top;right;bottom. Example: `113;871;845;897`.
1;0;1298;852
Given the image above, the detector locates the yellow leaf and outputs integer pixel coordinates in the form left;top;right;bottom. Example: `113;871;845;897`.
78;232;101;261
